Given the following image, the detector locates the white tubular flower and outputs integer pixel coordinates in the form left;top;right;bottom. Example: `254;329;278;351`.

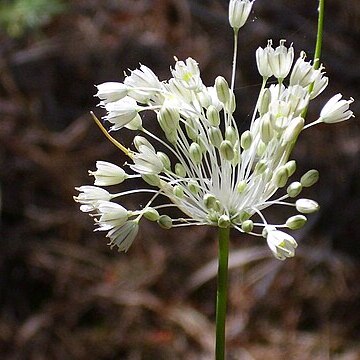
171;57;202;91
76;1;354;256
106;221;139;252
131;145;164;175
268;40;294;80
229;0;254;31
89;161;128;186
74;186;111;212
265;227;298;261
104;97;140;130
95;82;128;103
320;94;354;123
95;201;129;230
256;40;274;79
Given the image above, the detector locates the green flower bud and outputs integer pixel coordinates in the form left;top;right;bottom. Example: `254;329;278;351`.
260;113;274;144
300;169;319;187
220;140;235;161
236;180;247;193
209;126;223;148
286;215;307;230
175;163;187;177
225;92;236;113
142;174;160;187
282;116;304;144
165;130;178;144
287;181;302;197
189;142;203;165
185;118;199;141
143;207;160;221
273;166;288;188
173;185;184;198
158;215;173;229
218;214;231;228
256;141;266;156
241;219;254;233
207;105;220;127
240;130;252;150
157;106;180;132
215;76;230;104
255;160;267;174
225;126;237;145
204;193;217;209
188;180;199;195
285;160;297;177
157;151;171;170
259;88;270;115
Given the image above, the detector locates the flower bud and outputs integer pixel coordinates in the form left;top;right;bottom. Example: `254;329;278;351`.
220;140;235;161
240;130;252;150
300;169;319;187
258;89;271;115
295;199;320;214
158;106;180;132
204;193;217;209
236;180;247;193
285;160;297;177
175;163;187;177
228;0;254;31
157;215;173;229
188;180;199;194
225;126;237;145
173;185;185;198
260;113;274;144
286;215;307;230
209;126;223;148
207;105;220;127
189;142;203;165
218;214;231;228
125;114;143;130
157;152;171;171
134;136;155;152
273;166;288;188
215;76;230;104
96;82;128;103
287;181;302;198
241;220;254;233
282;116;304;144
143;207;160;221
255;160;267;174
142;174;160;187
89;161;127;186
185;118;199;141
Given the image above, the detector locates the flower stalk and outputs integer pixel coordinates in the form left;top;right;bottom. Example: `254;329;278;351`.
215;227;230;360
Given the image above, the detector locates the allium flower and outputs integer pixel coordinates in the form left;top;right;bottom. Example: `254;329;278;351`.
74;2;354;261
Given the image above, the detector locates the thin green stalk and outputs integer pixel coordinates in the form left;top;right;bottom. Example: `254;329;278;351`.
302;0;325;118
215;226;230;360
313;0;325;70
230;29;239;92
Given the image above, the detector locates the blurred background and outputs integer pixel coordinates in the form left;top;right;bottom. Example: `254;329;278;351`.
0;0;359;359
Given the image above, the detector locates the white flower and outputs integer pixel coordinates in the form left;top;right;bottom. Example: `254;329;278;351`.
130;145;164;175
74;186;111;212
95;82;128;103
95;201;129;230
265;227;298;260
229;0;254;31
76;0;354;257
171;57;203;91
320;93;354;123
103;97;140;130
106;221;139;252
89;161;128;186
268;40;294;80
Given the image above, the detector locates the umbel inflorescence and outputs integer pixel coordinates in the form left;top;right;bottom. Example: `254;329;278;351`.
75;0;353;260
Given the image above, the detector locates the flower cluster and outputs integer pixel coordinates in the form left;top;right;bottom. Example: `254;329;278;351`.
74;0;353;260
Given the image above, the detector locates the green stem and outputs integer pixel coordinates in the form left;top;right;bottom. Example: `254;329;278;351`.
313;0;325;70
230;30;239;92
215;226;230;360
301;0;325;118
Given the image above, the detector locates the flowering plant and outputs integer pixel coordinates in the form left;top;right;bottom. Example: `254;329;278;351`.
74;0;353;358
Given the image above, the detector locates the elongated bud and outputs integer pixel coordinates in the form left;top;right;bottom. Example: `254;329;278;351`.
209;126;223;148
173;185;185;198
255;160;267;174
259;88;271;115
237;180;247;193
207;105;220;127
286;215;307;230
143;207;160;221
185;118;199;141
142;174;160;187
158;215;173;229
285;160;297;177
204;193;217;209
260;113;273;144
241;130;252;150
282;116;304;144
273;166;288;188
188;180;199;194
225;126;237;145
300;169;319;187
220;140;235;160
296;199;320;214
175;163;187;177
158;106;180;132
287;181;302;197
225;92;236;113
189;142;203;165
215;76;230;104
229;0;254;31
157;151;171;171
